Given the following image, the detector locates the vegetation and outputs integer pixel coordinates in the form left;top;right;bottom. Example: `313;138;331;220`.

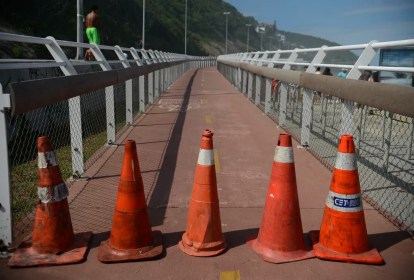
0;0;356;61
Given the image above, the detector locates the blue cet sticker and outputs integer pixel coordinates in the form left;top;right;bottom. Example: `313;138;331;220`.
333;196;361;208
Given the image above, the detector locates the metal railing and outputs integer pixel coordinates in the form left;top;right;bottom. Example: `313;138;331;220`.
217;39;414;236
0;32;216;246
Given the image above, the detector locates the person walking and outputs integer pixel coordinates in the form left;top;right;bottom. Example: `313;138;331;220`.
85;5;105;60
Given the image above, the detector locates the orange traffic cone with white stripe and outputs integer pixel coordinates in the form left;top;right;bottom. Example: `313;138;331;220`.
8;136;92;268
247;134;314;263
309;134;383;264
178;129;226;256
97;140;163;263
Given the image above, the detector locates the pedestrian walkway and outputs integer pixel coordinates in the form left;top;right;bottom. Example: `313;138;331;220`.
1;68;413;280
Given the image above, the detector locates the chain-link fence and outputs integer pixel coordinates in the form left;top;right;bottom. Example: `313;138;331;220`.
219;63;414;236
5;73;131;242
0;32;217;247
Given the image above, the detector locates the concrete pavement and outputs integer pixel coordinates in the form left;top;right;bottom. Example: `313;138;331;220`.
1;67;413;280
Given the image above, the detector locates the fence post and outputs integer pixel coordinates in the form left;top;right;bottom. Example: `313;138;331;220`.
341;41;377;136
0;85;12;246
45;36;84;175
278;50;298;126
141;50;154;105
242;70;247;94
158;52;166;94
265;78;271;114
149;50;160;99
255;75;261;105
300;46;327;146
248;72;253;100
115;46;133;125
88;43;116;144
130;48;146;113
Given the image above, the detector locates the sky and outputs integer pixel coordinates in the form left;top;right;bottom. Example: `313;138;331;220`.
225;0;414;45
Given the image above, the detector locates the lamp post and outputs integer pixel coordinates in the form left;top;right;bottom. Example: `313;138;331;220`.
223;12;231;54
260;32;264;51
269;36;273;50
76;0;83;59
185;0;188;54
246;23;251;52
142;0;145;49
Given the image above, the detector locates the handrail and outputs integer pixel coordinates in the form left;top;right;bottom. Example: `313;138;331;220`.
9;61;185;116
217;59;414;118
0;32;207;71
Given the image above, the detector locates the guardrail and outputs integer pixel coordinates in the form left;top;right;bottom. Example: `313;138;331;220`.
0;32;216;247
217;39;414;236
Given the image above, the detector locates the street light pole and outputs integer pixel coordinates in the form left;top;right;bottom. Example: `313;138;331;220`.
246;24;251;52
185;0;187;54
223;12;230;54
76;0;84;59
260;32;263;51
269;36;273;50
142;0;145;49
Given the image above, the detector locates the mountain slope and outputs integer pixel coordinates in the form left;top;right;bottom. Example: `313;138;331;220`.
0;0;356;63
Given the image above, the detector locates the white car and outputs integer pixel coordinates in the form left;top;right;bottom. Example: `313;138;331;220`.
380;71;412;87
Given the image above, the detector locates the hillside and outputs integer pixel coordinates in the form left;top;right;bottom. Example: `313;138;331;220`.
0;0;356;63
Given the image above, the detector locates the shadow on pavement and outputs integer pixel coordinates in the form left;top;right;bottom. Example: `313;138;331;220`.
148;69;199;226
224;228;259;250
369;230;411;252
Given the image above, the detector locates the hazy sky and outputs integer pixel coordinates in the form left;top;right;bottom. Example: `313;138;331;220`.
225;0;414;45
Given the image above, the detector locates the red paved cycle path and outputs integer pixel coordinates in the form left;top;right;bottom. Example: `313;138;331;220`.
1;67;413;280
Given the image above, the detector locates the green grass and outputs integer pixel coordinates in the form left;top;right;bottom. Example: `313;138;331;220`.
11;130;110;224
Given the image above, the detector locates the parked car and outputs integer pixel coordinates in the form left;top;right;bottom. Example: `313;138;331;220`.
380;71;412;87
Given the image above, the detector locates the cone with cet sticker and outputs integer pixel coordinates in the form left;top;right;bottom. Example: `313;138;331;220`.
309;134;383;264
247;133;315;263
178;129;226;256
8;136;92;268
97;140;163;263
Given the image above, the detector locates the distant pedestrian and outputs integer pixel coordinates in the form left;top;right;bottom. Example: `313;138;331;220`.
271;78;280;94
315;67;321;75
322;67;333;76
370;71;380;82
338;69;347;78
359;70;372;81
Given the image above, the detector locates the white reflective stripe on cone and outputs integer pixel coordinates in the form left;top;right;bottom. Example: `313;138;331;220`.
274;146;294;163
197;149;215;166
38;151;59;168
37;183;69;203
335;152;356;171
325;190;363;212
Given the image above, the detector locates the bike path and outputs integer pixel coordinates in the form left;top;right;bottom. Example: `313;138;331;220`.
1;67;413;280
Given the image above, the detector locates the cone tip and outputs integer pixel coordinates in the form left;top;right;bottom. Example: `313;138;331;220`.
37;136;52;152
202;129;214;138
125;139;136;148
277;133;292;147
338;134;355;153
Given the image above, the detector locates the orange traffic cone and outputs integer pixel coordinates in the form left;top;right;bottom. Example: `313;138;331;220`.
178;129;226;256
310;134;383;264
247;134;314;263
8;136;92;268
97;140;163;263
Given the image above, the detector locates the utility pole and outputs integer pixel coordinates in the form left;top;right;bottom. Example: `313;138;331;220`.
76;0;83;59
269;36;273;50
246;24;251;52
142;0;145;49
260;32;263;51
185;0;187;54
223;12;231;54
